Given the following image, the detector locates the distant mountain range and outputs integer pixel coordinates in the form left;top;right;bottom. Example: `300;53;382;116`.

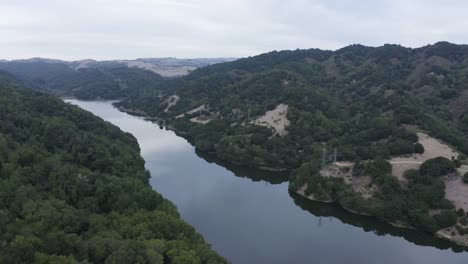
0;57;236;98
1;57;236;77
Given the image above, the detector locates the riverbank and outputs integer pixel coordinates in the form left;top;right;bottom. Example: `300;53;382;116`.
296;185;468;247
116;102;468;250
117;105;291;173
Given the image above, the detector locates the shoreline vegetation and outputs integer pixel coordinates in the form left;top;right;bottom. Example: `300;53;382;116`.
116;105;291;173
113;43;468;249
0;78;227;263
117;104;468;248
4;42;468;252
295;190;468;248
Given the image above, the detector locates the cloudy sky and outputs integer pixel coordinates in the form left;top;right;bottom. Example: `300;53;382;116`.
1;0;467;60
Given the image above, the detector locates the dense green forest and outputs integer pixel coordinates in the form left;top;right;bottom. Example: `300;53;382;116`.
4;42;468;243
0;60;165;99
118;42;468;170
0;74;226;263
115;42;468;239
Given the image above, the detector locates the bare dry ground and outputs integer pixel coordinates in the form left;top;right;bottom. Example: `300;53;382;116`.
124;61;196;77
302;131;468;245
163;95;179;112
254;104;290;137
389;132;468;214
444;174;468;211
330;132;468;212
296;184;334;203
437;227;468;247
175;104;206;119
320;164;377;199
390;132;459;181
190;116;212;124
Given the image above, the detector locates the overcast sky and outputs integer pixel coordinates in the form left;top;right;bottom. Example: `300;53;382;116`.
1;0;468;60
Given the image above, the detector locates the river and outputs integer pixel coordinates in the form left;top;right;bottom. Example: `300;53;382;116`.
67;100;468;264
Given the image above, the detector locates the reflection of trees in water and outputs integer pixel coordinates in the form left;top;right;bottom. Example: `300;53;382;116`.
194;149;289;184
290;191;468;253
196;147;467;252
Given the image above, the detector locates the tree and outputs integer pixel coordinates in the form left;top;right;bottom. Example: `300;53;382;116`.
463;172;468;184
0;82;226;264
352;160;364;177
413;143;425;154
419;157;455;177
433;210;458;228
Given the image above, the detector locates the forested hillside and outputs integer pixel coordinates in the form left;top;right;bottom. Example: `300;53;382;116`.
118;42;468;170
0;60;165;99
0;75;226;263
0;57;236;99
116;42;468;243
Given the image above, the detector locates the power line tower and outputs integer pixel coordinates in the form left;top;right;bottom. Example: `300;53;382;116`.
333;148;337;164
322;144;327;169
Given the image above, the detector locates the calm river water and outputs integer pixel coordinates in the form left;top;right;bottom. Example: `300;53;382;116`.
67;100;468;264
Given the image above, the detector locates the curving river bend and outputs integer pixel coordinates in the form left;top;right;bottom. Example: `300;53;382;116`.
67;100;468;264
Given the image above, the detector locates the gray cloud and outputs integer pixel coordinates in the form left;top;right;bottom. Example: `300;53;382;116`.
1;0;467;60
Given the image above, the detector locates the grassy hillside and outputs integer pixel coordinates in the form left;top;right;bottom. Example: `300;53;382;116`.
0;75;226;263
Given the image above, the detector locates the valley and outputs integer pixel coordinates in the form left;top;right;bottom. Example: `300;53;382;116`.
115;42;468;246
69;99;468;263
3;42;468;261
5;1;468;263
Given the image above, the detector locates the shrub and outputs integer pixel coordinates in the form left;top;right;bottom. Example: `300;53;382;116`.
434;210;458;228
463;172;468;184
413;143;425;154
419;157;455;177
460;217;468;226
352;160;364;177
456;225;468;235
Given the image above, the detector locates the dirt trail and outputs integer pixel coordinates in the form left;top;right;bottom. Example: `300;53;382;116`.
175;104;206;119
163;95;179;112
390;132;459;181
190;116;212;124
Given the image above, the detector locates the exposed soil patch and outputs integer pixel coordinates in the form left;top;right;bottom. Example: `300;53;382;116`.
390;132;459;181
175;104;206;119
296;184;334;203
254;104;290;137
437;227;468;247
163;95;179;112
444;174;468;212
125;61;196;77
320;164;377;199
190;115;213;124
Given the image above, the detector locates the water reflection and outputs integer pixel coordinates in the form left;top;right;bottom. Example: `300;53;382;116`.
68;99;468;264
290;192;467;253
194;149;289;184
195;146;467;253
